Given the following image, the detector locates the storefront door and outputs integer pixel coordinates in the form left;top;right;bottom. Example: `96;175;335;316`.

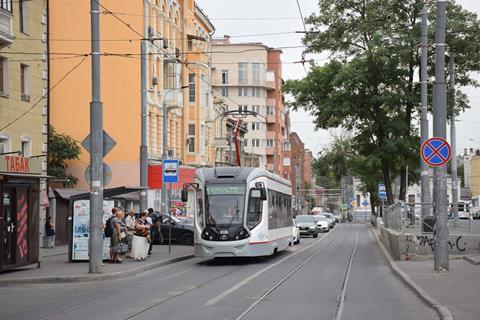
2;188;15;266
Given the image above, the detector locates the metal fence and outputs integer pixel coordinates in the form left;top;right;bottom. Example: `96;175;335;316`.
382;202;480;235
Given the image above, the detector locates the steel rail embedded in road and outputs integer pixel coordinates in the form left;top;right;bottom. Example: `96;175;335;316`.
335;230;359;320
233;237;337;320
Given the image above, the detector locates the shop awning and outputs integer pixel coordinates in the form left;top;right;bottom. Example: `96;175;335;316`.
0;173;54;179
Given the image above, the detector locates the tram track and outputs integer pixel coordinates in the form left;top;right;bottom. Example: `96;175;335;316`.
37;232;333;320
234;226;359;320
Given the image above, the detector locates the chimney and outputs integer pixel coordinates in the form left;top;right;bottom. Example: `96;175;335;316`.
223;35;230;44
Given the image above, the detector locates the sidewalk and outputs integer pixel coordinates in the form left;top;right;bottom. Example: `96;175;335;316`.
397;258;480;320
0;244;194;285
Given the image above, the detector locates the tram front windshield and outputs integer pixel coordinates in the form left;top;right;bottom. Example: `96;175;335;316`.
205;185;246;227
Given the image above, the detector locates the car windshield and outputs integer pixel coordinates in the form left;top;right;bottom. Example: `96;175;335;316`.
295;216;314;223
323;214;332;219
205;184;246;227
313;215;327;221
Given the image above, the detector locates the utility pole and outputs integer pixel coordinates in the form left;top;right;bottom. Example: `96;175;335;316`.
433;0;449;272
139;0;148;212
89;0;104;273
450;53;459;227
420;4;432;222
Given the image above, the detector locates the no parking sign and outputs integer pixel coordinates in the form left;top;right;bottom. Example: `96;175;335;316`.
421;137;451;167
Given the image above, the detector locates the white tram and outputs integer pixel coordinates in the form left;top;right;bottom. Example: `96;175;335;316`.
182;167;293;257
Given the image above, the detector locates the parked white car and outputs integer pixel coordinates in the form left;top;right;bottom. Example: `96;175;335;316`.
292;219;300;245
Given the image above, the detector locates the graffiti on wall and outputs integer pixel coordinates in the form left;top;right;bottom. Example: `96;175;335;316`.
16;194;28;259
406;235;468;252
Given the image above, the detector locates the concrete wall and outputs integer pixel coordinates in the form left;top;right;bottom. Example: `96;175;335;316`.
380;226;480;260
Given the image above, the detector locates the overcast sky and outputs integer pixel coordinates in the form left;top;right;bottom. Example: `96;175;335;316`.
196;0;480;156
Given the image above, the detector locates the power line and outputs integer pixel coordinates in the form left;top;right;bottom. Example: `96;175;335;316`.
0;55;88;132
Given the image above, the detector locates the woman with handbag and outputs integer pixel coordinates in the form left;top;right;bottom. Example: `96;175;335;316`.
130;211;150;260
110;209;128;263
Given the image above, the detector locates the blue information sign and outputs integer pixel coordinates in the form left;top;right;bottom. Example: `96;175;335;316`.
378;183;387;199
421;137;451;167
162;159;179;183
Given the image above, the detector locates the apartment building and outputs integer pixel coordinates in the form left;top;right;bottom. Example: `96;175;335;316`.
0;0;48;271
211;37;287;172
49;1;214;208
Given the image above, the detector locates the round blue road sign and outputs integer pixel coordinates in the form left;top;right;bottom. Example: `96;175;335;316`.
421;137;451;167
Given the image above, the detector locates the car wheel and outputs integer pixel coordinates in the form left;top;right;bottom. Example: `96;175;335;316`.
313;233;318;238
181;233;194;246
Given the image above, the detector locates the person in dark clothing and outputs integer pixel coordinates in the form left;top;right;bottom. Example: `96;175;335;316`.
45;216;55;248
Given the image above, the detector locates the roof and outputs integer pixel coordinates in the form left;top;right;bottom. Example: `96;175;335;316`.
53;186;145;201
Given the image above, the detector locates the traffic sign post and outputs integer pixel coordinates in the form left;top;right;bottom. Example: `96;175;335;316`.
162;159;179;254
421;137;451;167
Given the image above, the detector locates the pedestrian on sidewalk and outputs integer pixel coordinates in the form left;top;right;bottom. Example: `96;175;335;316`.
125;209;136;257
130;211;150;260
147;208;158;256
45;216;55;248
110;209;128;263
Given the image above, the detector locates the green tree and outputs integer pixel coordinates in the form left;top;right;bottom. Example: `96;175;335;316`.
48;128;81;187
285;0;480;203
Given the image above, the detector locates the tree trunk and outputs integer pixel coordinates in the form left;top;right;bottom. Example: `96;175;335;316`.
369;192;377;217
382;159;394;205
399;166;407;201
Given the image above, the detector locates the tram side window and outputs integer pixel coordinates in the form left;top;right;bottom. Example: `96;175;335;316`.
196;189;204;228
247;189;263;229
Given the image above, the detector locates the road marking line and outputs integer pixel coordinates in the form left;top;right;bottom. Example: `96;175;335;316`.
234;238;336;320
335;229;359;320
204;231;333;306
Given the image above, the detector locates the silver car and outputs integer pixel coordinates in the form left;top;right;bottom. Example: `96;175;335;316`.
295;215;318;238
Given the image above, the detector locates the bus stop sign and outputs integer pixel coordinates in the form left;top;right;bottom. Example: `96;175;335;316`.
421;137;451;167
162;159;179;183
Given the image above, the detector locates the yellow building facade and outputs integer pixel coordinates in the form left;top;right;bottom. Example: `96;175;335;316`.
0;0;48;270
50;1;215;193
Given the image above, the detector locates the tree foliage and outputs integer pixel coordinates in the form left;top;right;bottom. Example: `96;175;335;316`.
48;128;81;187
285;0;480;204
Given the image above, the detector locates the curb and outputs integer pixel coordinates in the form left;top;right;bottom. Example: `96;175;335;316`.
0;254;194;286
369;225;454;320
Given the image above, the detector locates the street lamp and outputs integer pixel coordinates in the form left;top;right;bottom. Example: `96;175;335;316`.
161;86;188;216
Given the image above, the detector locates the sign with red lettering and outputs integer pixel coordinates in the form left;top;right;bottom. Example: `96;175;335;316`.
0;155;42;175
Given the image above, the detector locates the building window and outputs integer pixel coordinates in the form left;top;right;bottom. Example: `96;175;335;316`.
188;123;195;153
251;122;263;131
244;139;248;147
238;87;248;97
20;64;30;102
221;70;229;84
221;87;228;97
0;57;7;95
251;88;262;97
252;139;261;148
21;138;31;157
188;73;196;102
19;0;28;34
0;136;9;153
267;106;275;115
1;0;12;12
266;139;275;148
251;105;260;114
238;62;248;85
239;105;247;112
252;63;260;85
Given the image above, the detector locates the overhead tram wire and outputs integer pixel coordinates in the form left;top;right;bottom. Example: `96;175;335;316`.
0;55;89;132
295;0;309;75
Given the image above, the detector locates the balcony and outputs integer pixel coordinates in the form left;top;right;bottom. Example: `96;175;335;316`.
0;9;14;48
266;114;276;124
265;71;276;90
265;147;275;155
266;131;276;140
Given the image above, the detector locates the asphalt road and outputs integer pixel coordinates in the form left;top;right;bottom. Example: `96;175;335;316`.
0;224;438;320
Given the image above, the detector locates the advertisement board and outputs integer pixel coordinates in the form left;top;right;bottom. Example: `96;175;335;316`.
71;200;114;261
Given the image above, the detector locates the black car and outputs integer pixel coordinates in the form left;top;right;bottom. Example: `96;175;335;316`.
151;213;194;246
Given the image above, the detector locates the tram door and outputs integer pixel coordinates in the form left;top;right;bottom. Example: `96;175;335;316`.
2;188;15;267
